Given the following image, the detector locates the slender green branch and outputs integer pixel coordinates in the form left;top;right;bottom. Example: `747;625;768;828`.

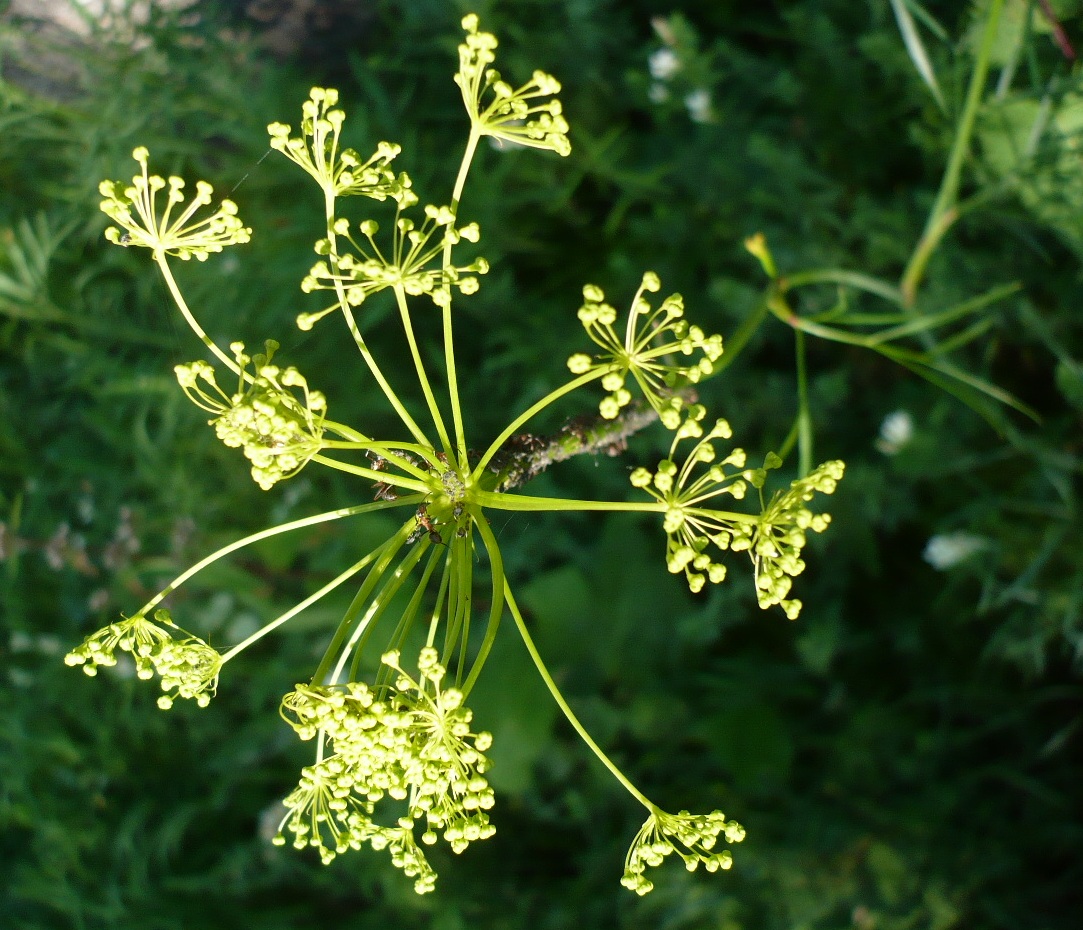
474;489;759;523
220;552;377;663
442;531;473;676
384;545;444;666
155;255;244;377
475;491;663;514
795;330;812;477
310;454;431;493
505;585;653;810
775;414;801;463
462;510;505;698
900;0;1005;305
322;418;369;443
138;499;415;618
471;369;608;479
310;519;415;686
345;536;431;683
708;298;771;377
394;283;454;456
323;187;433;447
781;269;905;306
444;126;482;466
317;442;439;481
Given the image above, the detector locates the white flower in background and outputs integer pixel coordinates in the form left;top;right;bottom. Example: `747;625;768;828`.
923;532;987;570
684;88;712;123
649;47;681;80
875;410;914;455
648;83;670;103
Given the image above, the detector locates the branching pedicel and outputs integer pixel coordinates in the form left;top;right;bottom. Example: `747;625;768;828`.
69;14;843;895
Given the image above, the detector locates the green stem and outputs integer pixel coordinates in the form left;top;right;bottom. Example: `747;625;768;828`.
345;536;431;683
504;585;652;809
220;552;377;663
310;519;415;686
900;0;1005;305
138;499;413;617
795;329;812;477
441;531;473;675
474;490;662;514
709;298;770;377
425;548;454;652
323;187;432;447
317;441;439;480
471;369;607;479
443;126;482;466
775;415;801;463
781;269;905;306
394;284;454;456
767;281;1021;349
384;545;444;665
462;510;505;698
310;454;431;494
322;418;369;443
474;489;759;523
155;255;244;377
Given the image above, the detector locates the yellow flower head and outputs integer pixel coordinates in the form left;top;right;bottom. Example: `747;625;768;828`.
99;147;250;260
455;14;571;156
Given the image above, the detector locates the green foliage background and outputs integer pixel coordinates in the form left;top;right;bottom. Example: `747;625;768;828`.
1;0;1080;927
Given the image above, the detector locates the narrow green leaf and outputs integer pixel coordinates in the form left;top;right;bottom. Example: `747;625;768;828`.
889;0;947;110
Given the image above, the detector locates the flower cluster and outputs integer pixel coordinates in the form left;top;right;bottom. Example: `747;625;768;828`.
455;14;571;156
298;207;489;325
745;459;845;617
174;340;327;490
274;647;495;891
632;418;843;616
99;147;251;260
630;414;748;593
268;87;411;200
64;609;221;709
567;273;723;423
622;808;746;896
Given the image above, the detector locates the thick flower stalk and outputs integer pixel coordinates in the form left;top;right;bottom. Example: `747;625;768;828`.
298;206;489;327
622;808;746;896
455;13;571;156
174;340;328;490
568;272;724;424
64;608;222;709
99;147;251;260
267;87;410;200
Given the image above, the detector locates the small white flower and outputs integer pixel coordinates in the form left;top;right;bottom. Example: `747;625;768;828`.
684;88;712;124
649;48;680;81
648;82;670;104
876;410;914;455
923;533;987;570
